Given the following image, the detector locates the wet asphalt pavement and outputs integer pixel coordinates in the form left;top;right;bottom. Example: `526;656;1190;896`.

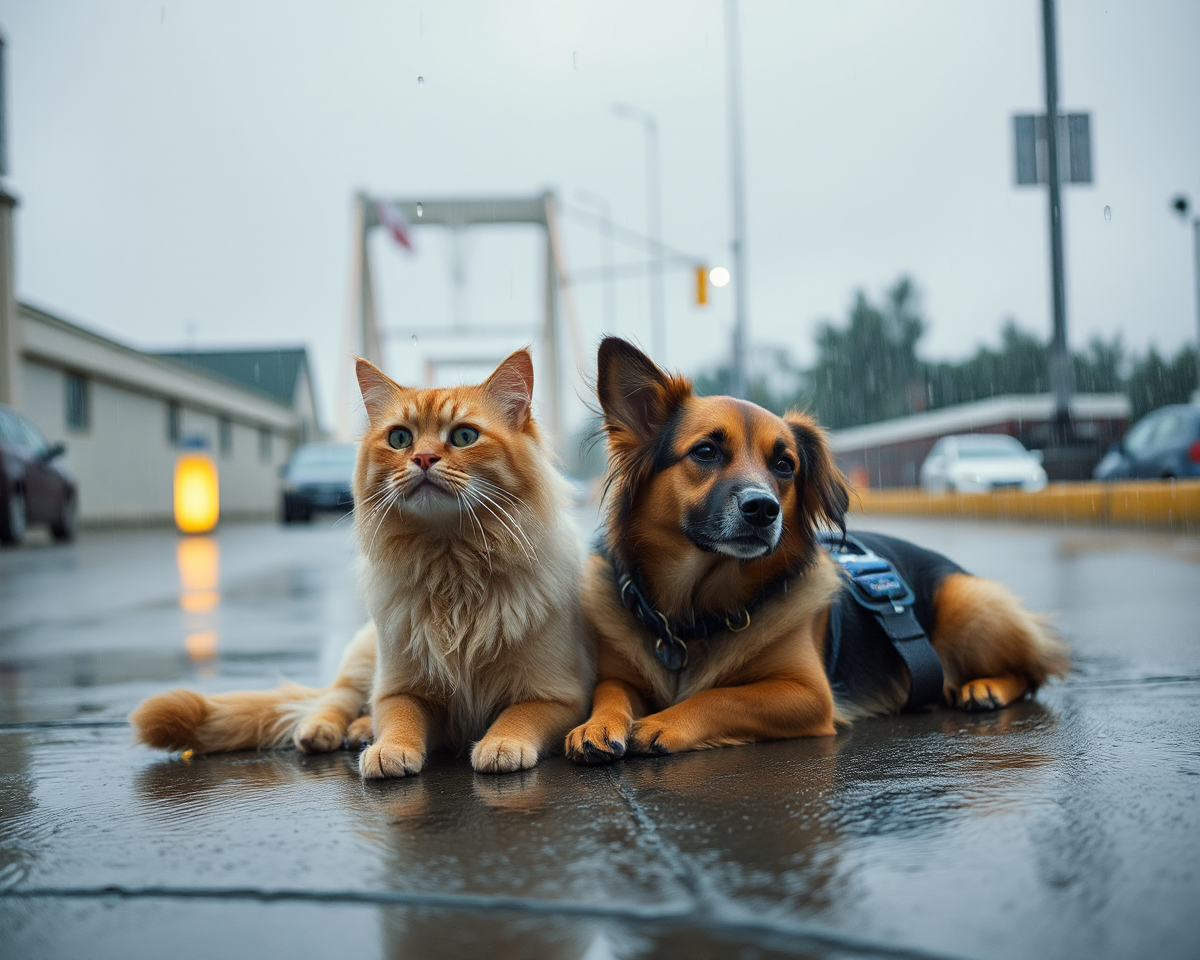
1;511;1198;960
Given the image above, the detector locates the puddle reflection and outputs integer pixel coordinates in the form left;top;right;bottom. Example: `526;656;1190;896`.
177;536;220;671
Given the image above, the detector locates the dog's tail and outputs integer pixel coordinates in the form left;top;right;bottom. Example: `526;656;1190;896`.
129;683;328;754
130;622;378;755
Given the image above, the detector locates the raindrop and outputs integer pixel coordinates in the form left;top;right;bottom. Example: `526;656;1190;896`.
572;52;578;71
411;335;418;345
1103;205;1112;223
416;203;423;218
417;76;425;89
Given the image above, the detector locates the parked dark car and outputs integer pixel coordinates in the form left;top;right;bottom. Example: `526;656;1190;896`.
281;441;357;523
0;404;78;545
1093;404;1200;480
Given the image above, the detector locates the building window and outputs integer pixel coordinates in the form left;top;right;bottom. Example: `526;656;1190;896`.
218;416;232;457
65;372;89;431
258;427;272;463
167;401;181;445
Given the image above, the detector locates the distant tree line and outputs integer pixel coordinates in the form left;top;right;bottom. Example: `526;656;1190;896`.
694;276;1198;429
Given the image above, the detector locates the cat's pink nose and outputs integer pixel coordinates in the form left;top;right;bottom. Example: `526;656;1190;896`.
411;452;441;471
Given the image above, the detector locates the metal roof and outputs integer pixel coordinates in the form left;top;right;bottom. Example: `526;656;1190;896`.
155;349;310;407
828;393;1131;453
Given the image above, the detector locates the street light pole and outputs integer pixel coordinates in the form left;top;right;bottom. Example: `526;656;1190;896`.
613;103;665;362
1041;0;1073;438
1175;194;1200;401
725;0;749;400
1193;216;1200;402
576;190;617;336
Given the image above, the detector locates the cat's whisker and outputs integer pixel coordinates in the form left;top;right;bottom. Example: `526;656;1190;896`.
472;480;542;539
457;491;493;574
473;497;537;558
465;488;536;563
364;481;402;556
472;477;529;511
465;494;531;565
343;483;394;529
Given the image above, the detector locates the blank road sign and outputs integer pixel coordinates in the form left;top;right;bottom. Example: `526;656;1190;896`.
1014;113;1092;186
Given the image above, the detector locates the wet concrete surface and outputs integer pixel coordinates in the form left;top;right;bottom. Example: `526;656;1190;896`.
1;514;1198;959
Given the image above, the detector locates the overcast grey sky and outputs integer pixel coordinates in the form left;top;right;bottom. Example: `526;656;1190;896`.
2;1;1198;432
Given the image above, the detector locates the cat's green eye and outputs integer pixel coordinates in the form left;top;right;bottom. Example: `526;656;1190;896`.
387;427;413;450
450;426;480;448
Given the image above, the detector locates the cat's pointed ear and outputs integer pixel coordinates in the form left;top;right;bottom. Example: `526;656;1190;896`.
356;358;403;424
481;349;534;428
597;337;691;444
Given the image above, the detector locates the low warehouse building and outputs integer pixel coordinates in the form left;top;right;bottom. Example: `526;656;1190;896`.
10;302;320;525
829;393;1130;488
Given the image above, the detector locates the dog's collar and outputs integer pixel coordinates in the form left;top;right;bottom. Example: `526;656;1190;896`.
595;537;795;671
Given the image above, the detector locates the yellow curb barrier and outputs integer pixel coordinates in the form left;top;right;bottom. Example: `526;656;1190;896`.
849;479;1200;531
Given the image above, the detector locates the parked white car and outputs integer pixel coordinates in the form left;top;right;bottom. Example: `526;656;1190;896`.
919;434;1048;494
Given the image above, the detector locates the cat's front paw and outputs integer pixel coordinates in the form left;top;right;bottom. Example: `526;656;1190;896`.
359;740;425;778
564;719;628;765
294;716;345;754
471;735;539;773
346;715;374;747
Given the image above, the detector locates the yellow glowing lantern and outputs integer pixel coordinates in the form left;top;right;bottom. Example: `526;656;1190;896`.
174;438;220;534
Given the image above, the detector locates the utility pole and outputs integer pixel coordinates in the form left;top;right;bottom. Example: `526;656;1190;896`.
1193;216;1200;402
1173;195;1200;401
0;32;21;410
725;0;749;399
1041;0;1073;438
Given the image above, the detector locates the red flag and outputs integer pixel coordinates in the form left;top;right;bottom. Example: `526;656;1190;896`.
376;201;416;253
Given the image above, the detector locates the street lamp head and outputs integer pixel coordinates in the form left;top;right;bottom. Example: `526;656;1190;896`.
709;266;731;288
1171;194;1190;219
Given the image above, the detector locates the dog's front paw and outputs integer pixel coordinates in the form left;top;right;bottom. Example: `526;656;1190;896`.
359;740;425;778
471;735;540;773
565;720;628;765
346;715;374;747
628;716;685;756
294;716;345;754
954;679;1005;712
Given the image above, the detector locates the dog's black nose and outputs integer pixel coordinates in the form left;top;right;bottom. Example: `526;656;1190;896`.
737;490;780;528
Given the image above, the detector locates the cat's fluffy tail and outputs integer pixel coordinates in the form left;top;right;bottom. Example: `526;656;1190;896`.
130;622;377;755
129;683;330;754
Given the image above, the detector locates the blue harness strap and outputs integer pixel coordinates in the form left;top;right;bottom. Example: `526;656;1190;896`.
819;531;945;710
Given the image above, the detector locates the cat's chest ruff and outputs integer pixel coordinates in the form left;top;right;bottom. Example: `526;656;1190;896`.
372;543;545;652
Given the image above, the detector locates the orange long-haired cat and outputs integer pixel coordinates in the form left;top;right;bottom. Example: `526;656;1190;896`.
130;350;592;776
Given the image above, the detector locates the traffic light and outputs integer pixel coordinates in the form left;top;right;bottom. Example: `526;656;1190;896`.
695;265;708;306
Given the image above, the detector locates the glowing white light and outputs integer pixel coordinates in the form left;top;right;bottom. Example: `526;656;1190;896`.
709;267;730;288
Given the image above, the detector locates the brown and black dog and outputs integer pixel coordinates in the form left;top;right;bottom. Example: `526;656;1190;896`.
564;338;1068;763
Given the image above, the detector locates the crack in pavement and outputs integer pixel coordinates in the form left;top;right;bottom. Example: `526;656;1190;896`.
0;884;976;960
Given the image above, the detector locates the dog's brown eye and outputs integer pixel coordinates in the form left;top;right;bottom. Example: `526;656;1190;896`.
774;457;795;478
691;442;719;463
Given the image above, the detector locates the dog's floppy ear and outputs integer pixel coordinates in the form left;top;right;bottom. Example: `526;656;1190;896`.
596;337;691;446
786;411;849;533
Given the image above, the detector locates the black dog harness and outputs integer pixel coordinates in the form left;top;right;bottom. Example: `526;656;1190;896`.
599;530;957;711
818;531;950;710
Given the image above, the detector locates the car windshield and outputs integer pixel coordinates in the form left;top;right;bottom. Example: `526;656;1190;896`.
954;436;1028;459
291;444;357;469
